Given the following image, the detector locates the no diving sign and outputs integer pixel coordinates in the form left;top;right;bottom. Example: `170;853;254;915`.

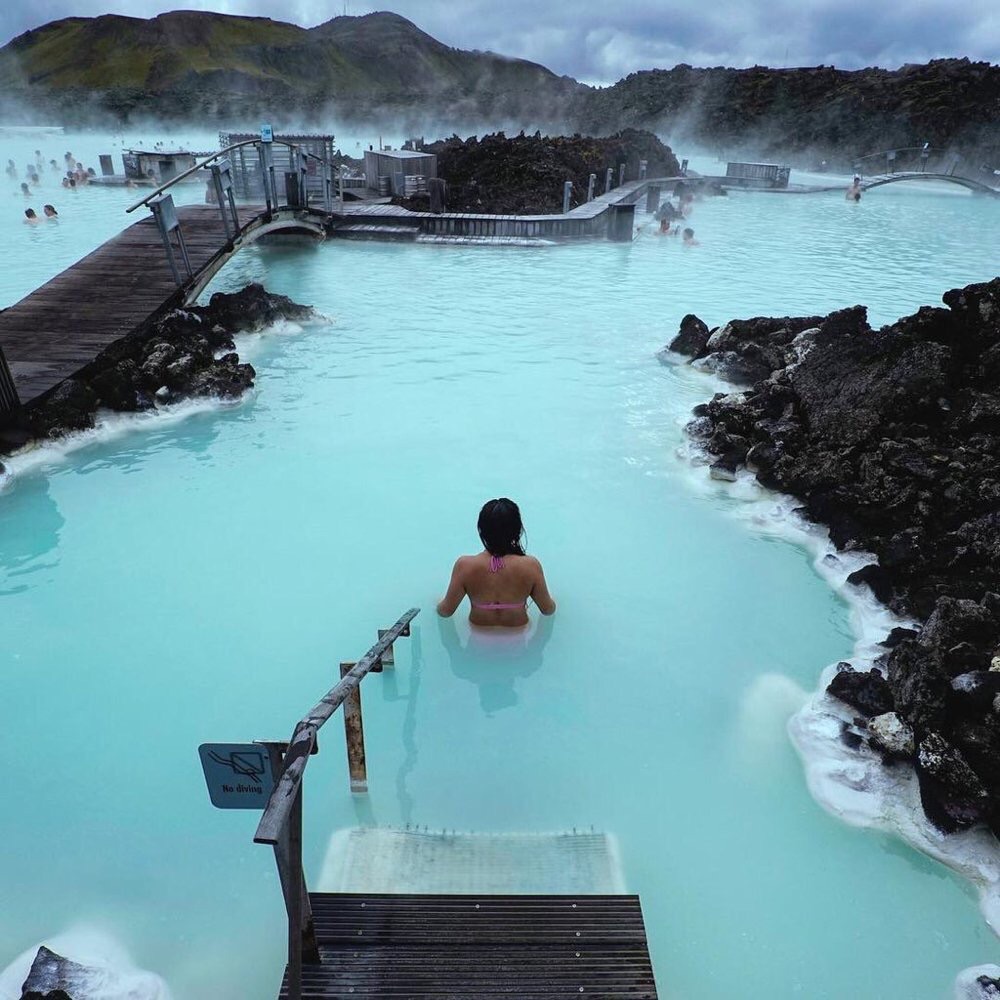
199;743;275;809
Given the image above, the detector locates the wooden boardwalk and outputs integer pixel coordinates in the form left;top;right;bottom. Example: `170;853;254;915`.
0;204;262;406
278;893;658;999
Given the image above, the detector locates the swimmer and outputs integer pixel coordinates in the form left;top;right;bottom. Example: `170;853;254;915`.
682;227;699;246
50;159;59;171
43;204;58;218
20;182;30;197
846;176;862;202
437;497;556;627
659;217;671;235
24;208;39;223
5;159;15;179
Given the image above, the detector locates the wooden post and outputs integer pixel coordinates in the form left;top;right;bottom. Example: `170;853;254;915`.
562;180;572;214
639;159;648;180
260;743;319;967
618;163;626;186
287;783;304;1000
645;184;661;214
587;173;596;202
340;662;368;792
605;167;613;193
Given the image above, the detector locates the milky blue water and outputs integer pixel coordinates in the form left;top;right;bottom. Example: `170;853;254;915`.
2;130;1000;999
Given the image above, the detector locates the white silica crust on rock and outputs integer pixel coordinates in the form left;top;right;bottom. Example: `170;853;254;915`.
665;355;1000;945
0;927;172;1000
868;711;916;757
954;964;1000;999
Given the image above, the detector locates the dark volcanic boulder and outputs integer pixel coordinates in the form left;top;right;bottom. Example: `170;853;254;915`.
666;314;710;357
886;639;951;731
206;283;313;333
827;664;894;716
915;731;990;832
26;379;98;438
19;944;166;999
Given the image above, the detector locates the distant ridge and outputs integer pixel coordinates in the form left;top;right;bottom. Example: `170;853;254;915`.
1;11;997;168
0;10;583;128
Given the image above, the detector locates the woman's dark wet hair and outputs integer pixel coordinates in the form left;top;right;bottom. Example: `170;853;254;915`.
477;498;526;557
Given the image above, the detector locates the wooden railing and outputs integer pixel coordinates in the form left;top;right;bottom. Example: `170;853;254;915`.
254;607;419;1000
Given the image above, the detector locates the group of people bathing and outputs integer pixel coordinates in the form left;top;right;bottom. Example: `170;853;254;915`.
10;149;96;222
652;187;700;245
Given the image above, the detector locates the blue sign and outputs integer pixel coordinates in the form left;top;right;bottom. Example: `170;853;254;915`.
199;743;274;809
260;124;274;143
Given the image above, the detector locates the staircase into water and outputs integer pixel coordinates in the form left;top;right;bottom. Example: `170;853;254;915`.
199;609;658;999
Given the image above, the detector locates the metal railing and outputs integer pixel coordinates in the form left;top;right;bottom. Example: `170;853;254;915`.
852;145;961;178
126;138;343;289
254;608;420;1000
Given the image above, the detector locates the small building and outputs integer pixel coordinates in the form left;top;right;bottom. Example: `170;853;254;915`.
724;162;791;189
121;149;210;185
363;149;437;197
219;133;336;202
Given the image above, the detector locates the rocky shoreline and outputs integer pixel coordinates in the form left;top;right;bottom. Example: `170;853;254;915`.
664;278;1000;839
0;284;313;461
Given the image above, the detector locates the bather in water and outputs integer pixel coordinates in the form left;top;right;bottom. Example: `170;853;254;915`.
437;497;556;627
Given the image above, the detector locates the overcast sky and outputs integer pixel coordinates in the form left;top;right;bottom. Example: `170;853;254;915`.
2;0;997;84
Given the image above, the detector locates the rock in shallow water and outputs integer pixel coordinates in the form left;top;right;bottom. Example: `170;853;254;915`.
827;664;894;717
19;944;169;1000
867;712;915;758
916;731;990;833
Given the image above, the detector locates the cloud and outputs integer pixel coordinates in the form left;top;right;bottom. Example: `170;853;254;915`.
1;0;997;84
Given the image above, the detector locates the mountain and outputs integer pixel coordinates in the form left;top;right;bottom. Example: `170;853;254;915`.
575;60;1000;169
0;10;584;127
0;11;997;170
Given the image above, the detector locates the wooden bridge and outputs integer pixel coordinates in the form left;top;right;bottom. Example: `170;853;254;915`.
0;202;325;408
242;610;658;999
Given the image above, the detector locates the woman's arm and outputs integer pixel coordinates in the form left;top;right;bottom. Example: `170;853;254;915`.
529;558;557;615
436;557;468;617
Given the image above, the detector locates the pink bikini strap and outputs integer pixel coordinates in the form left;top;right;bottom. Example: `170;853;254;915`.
489;555;504;573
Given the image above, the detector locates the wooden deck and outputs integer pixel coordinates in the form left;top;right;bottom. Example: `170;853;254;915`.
0;204;262;405
278;893;658;999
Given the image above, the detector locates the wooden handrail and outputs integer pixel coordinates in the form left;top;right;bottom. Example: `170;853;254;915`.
254;607;419;845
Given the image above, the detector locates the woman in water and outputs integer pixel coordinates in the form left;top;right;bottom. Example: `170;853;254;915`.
437;498;556;627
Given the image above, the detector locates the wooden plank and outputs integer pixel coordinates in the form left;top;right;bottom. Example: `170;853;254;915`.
277;893;657;999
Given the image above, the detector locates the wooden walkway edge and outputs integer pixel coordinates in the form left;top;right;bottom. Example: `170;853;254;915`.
0;205;263;406
278;893;658;999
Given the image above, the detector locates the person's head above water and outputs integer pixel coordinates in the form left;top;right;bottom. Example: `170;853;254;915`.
477;498;526;557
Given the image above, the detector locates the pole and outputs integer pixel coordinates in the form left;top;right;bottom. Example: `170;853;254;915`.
562;180;572;214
